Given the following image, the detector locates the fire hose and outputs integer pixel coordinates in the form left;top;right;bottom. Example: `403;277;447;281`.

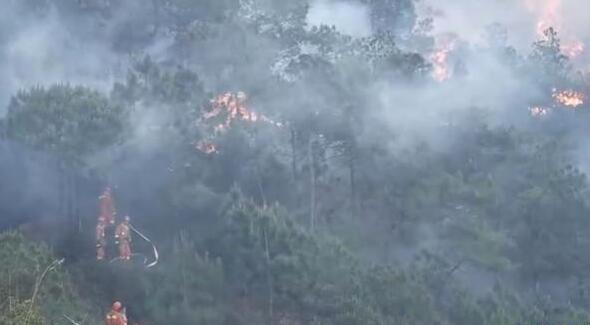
63;314;81;325
109;225;159;268
130;224;159;268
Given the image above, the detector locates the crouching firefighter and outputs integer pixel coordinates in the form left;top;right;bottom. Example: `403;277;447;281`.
105;301;127;325
115;216;132;261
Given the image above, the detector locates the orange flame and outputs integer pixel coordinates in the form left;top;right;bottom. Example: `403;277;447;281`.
525;0;561;37
552;89;584;108
524;0;584;59
529;106;551;117
196;140;218;154
562;40;585;59
202;91;282;131
429;36;456;82
196;91;282;154
430;50;451;82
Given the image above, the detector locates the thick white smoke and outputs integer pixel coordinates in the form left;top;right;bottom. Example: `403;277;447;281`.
306;0;372;37
417;0;536;49
0;5;120;114
419;0;590;53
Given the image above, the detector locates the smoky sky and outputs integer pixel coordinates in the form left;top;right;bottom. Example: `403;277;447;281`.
1;0;589;162
307;0;373;37
418;0;590;47
0;0;173;114
0;3;117;112
1;0;590;306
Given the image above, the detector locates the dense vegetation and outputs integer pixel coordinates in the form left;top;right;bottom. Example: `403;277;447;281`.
2;0;590;324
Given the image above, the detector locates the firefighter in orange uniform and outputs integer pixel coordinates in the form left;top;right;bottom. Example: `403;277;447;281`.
115;216;132;260
105;301;127;325
99;186;116;225
96;216;107;260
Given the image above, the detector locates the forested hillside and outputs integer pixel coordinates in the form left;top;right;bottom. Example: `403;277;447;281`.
2;0;590;324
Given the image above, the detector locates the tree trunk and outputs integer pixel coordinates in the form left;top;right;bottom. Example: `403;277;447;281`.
58;160;66;224
252;130;267;207
349;146;357;218
255;163;267;208
75;175;81;232
67;167;76;232
264;229;274;321
290;128;297;180
308;136;316;231
68;169;73;229
58;161;80;233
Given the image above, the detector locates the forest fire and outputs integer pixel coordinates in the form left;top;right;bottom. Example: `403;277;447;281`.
529;89;585;118
429;41;454;82
552;89;584;108
529;106;551;117
525;0;585;59
196;140;218;154
562;40;585;59
205;91;255;127
196;91;282;154
202;91;282;131
526;0;561;36
427;33;457;82
430;49;450;82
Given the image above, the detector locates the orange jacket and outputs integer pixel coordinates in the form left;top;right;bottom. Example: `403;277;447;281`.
105;311;127;325
99;192;116;224
96;222;106;245
115;223;131;243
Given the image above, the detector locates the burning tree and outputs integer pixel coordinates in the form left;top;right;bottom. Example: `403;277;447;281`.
429;37;456;82
524;0;585;59
196;91;282;154
529;106;551;117
529;27;570;81
552;89;584;108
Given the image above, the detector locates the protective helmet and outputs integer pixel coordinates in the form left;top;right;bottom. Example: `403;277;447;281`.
124;216;131;222
98;216;106;222
112;301;122;312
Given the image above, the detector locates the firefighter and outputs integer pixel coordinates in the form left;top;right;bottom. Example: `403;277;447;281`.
99;186;117;225
115;216;132;260
96;216;107;261
105;301;127;325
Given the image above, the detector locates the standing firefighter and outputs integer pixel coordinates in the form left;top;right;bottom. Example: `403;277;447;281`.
96;216;107;260
105;301;127;325
115;216;132;260
99;186;117;225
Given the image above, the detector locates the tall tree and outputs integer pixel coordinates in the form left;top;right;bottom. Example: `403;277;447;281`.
3;84;126;228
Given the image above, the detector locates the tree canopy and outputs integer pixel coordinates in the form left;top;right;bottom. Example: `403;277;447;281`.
2;0;590;324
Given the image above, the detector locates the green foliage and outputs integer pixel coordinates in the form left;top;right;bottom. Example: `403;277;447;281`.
4;84;125;163
0;300;43;325
4;1;590;324
529;27;571;85
112;56;205;106
111;55;207;147
164;0;240;23
212;194;440;324
0;231;99;324
364;0;417;34
144;232;226;324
